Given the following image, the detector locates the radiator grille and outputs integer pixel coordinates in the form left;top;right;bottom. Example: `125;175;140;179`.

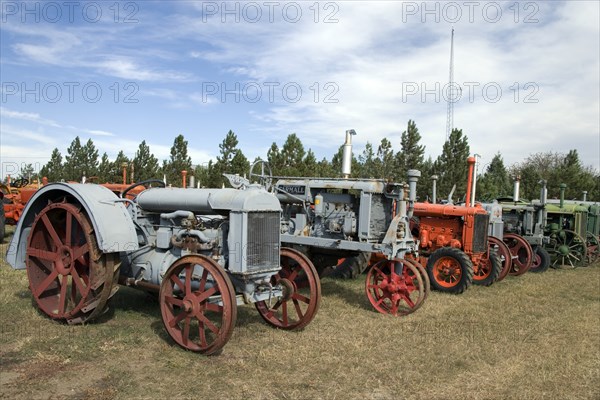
473;213;489;253
246;212;280;271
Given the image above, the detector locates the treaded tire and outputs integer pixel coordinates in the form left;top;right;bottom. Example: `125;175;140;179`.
426;247;473;294
530;246;551;273
332;252;371;279
473;251;502;287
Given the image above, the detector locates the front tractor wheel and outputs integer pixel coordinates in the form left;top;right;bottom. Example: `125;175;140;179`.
25;200;120;325
426;247;474;294
530;245;551;273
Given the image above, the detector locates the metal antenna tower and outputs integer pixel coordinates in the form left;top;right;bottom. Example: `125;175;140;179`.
445;28;455;141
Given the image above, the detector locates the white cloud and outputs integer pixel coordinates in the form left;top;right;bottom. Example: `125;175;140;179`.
0;107;61;127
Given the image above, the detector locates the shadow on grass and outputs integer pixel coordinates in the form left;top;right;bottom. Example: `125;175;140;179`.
320;278;374;313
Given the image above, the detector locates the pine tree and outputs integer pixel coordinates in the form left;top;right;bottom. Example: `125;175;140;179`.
358;142;377;178
83;139;99;178
40;148;63;182
396;120;425;179
209;130;250;187
133;140;160;182
477;153;512;201
98;152;112;182
302;149;318;176
109;151;130;184
280;133;306;176
267;142;283;174
435;128;470;202
163;135;192;187
376;138;395;179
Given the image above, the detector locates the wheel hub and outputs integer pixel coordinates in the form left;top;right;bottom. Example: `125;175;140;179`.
558;244;570;256
279;278;295;301
55;245;73;275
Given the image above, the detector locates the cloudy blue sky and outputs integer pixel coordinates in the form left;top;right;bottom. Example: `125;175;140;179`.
1;1;598;178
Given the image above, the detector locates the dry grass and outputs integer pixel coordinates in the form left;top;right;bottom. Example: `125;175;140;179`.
1;224;599;400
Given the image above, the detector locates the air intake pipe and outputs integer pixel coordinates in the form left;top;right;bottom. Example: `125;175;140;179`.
513;176;520;202
431;175;438;203
465;157;476;208
559;183;566;208
342;129;356;179
583;191;588;202
407;169;420;218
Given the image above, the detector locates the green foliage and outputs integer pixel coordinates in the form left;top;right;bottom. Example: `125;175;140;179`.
133;140;161;182
434;128;470;202
40;148;63;182
280;133;306;176
376;138;395;179
477;153;512;201
396;120;425;178
107;151;130;184
63;137;99;181
163;135;192;187
97;152;112;182
207;130;250;187
358;142;377;178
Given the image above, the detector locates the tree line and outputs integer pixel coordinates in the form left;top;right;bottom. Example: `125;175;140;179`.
11;121;599;202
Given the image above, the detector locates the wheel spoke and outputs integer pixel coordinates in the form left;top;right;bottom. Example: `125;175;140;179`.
205;303;223;313
41;214;63;248
164;295;183;307
198;269;208;292
70;267;87;296
281;302;289;326
292;292;310;304
71;243;89;261
58;275;69;315
292;298;303;319
34;269;59;298
195;286;217;303
65;212;73;247
27;247;58;262
170;274;185;293
199;321;207;347
287;267;299;282
168;310;187;328
182;316;191;346
185;266;192;296
196;311;219;334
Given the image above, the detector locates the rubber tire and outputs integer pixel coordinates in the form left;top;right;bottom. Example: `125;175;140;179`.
332;252;371;279
0;205;5;243
426;247;474;294
530;246;551;273
473;251;502;287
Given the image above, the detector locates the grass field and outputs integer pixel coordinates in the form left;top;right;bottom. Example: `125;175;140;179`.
1;225;599;400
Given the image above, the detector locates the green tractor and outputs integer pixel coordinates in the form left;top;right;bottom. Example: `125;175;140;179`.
543;184;592;268
546;187;599;265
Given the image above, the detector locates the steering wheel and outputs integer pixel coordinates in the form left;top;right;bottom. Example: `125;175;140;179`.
249;160;273;192
121;179;166;199
11;178;29;188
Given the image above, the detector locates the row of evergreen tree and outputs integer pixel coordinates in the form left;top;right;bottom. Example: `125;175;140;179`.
13;120;599;202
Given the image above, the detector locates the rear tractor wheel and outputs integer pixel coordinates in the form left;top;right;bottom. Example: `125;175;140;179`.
548;230;587;269
426;247;474;294
332;252;371;279
489;237;512;282
25;200;120;324
585;232;599;265
473;247;502;287
503;233;534;276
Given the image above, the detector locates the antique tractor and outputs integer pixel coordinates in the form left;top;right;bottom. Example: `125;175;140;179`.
249;130;429;317
411;157;502;294
1;177;41;225
7;182;321;355
543;184;591;267
0;191;5;242
495;178;545;273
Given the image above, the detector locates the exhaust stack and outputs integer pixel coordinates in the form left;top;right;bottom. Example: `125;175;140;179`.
559;183;566;208
582;191;587;202
189;175;195;189
539;180;547;205
471;154;480;205
513;176;520;202
431;175;438;203
342;129;356;179
465;157;476;207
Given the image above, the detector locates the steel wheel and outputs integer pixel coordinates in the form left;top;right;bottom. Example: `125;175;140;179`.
160;255;237;355
489;237;512;282
366;258;426;316
25;200;119;324
404;255;430;303
585;232;599;265
255;248;321;330
503;233;533;276
548;230;588;269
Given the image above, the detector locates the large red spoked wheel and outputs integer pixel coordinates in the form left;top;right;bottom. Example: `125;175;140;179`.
489;237;512;282
425;247;473;294
503;233;533;276
160;255;237;355
255;248;321;330
404;255;431;303
25;200;119;324
365;258;426;316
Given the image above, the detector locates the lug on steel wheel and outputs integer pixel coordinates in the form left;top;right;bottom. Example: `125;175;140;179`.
585;232;599;265
548;230;588;269
25;200;120;324
160;255;237;355
489;236;512;282
255;248;321;330
503;233;534;276
365;258;426;316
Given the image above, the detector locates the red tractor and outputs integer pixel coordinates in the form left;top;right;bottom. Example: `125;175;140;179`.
410;157;502;294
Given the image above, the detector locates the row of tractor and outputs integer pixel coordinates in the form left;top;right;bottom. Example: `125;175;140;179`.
3;130;599;355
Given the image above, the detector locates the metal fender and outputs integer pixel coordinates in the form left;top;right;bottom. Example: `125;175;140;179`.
6;183;138;270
